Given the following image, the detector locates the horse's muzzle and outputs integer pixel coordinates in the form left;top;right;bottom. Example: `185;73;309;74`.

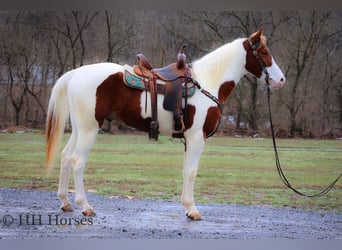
269;77;286;89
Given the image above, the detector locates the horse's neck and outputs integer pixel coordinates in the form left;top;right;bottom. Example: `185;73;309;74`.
192;38;246;93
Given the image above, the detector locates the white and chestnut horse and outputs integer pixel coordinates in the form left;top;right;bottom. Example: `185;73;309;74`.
46;29;285;220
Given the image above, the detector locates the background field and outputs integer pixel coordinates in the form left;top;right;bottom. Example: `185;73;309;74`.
0;132;341;213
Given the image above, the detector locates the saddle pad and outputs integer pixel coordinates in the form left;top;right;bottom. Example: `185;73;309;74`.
123;65;195;97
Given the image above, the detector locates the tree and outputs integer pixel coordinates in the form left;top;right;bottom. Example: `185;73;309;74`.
1;12;35;125
103;11;139;63
44;11;99;75
278;11;341;137
0;11;341;137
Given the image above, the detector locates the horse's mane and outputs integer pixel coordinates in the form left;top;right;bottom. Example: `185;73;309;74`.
192;38;246;90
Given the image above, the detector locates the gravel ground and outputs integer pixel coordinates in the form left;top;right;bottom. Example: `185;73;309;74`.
0;187;341;239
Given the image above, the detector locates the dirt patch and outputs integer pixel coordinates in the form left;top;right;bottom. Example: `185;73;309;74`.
0;187;341;239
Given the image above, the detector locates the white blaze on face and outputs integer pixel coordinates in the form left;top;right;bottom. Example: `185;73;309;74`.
265;57;286;89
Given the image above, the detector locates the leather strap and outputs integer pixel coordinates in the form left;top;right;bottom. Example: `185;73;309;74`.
148;72;159;140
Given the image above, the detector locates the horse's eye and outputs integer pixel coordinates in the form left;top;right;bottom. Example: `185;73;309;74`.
261;51;268;56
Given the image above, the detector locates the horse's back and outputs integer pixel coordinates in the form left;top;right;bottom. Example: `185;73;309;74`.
69;63;123;87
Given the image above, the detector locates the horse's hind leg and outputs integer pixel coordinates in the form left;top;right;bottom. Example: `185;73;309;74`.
71;126;98;216
58;131;77;212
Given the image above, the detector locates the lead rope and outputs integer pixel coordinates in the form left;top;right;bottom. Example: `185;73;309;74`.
266;80;342;197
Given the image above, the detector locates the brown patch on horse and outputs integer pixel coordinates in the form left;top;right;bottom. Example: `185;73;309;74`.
95;72;151;132
180;104;196;152
218;81;236;103
184;104;196;130
199;81;235;138
243;33;272;78
203;106;221;138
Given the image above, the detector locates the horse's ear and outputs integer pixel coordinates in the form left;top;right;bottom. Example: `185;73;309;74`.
250;28;264;44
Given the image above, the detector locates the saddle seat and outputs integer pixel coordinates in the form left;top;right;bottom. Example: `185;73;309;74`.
135;52;189;82
133;62;188;83
131;46;192;140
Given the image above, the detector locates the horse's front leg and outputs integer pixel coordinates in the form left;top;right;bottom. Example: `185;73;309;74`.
181;132;205;220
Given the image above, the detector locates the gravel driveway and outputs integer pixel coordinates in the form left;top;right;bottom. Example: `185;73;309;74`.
0;187;341;239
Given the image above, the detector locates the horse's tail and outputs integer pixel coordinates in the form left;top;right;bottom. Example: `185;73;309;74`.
45;70;75;173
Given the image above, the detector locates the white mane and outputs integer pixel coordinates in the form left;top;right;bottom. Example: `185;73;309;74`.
191;38;247;92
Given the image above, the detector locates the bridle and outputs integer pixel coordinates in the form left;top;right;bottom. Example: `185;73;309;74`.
248;38;270;82
248;38;341;198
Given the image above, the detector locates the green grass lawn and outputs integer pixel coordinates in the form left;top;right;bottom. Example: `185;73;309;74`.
0;131;341;213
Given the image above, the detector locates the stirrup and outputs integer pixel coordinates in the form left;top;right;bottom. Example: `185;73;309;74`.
173;117;185;134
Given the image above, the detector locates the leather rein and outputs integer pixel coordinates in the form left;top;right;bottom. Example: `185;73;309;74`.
248;38;342;198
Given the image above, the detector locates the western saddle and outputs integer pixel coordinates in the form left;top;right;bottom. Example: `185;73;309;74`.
133;46;192;140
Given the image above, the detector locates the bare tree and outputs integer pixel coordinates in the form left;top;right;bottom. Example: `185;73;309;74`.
1;12;59;126
279;11;340;137
103;11;138;63
0;11;341;136
321;52;342;136
4;56;27;126
1;12;31;125
44;11;99;75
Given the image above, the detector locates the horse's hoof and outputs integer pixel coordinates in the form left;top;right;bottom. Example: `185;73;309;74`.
82;209;96;216
61;204;74;212
186;212;202;220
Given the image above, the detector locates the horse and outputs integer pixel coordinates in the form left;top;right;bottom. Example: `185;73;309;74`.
46;28;285;220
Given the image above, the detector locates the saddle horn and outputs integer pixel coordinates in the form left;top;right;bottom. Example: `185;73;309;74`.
177;45;187;69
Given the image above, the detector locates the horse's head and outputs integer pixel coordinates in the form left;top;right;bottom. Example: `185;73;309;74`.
243;28;286;89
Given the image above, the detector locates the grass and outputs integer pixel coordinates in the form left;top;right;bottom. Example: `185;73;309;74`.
0;131;341;213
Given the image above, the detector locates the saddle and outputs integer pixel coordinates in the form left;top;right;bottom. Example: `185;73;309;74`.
125;46;193;140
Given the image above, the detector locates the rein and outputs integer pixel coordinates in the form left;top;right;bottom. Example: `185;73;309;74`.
248;38;341;197
266;84;342;197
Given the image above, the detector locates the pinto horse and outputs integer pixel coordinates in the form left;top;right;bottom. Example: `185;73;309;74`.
46;29;285;220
